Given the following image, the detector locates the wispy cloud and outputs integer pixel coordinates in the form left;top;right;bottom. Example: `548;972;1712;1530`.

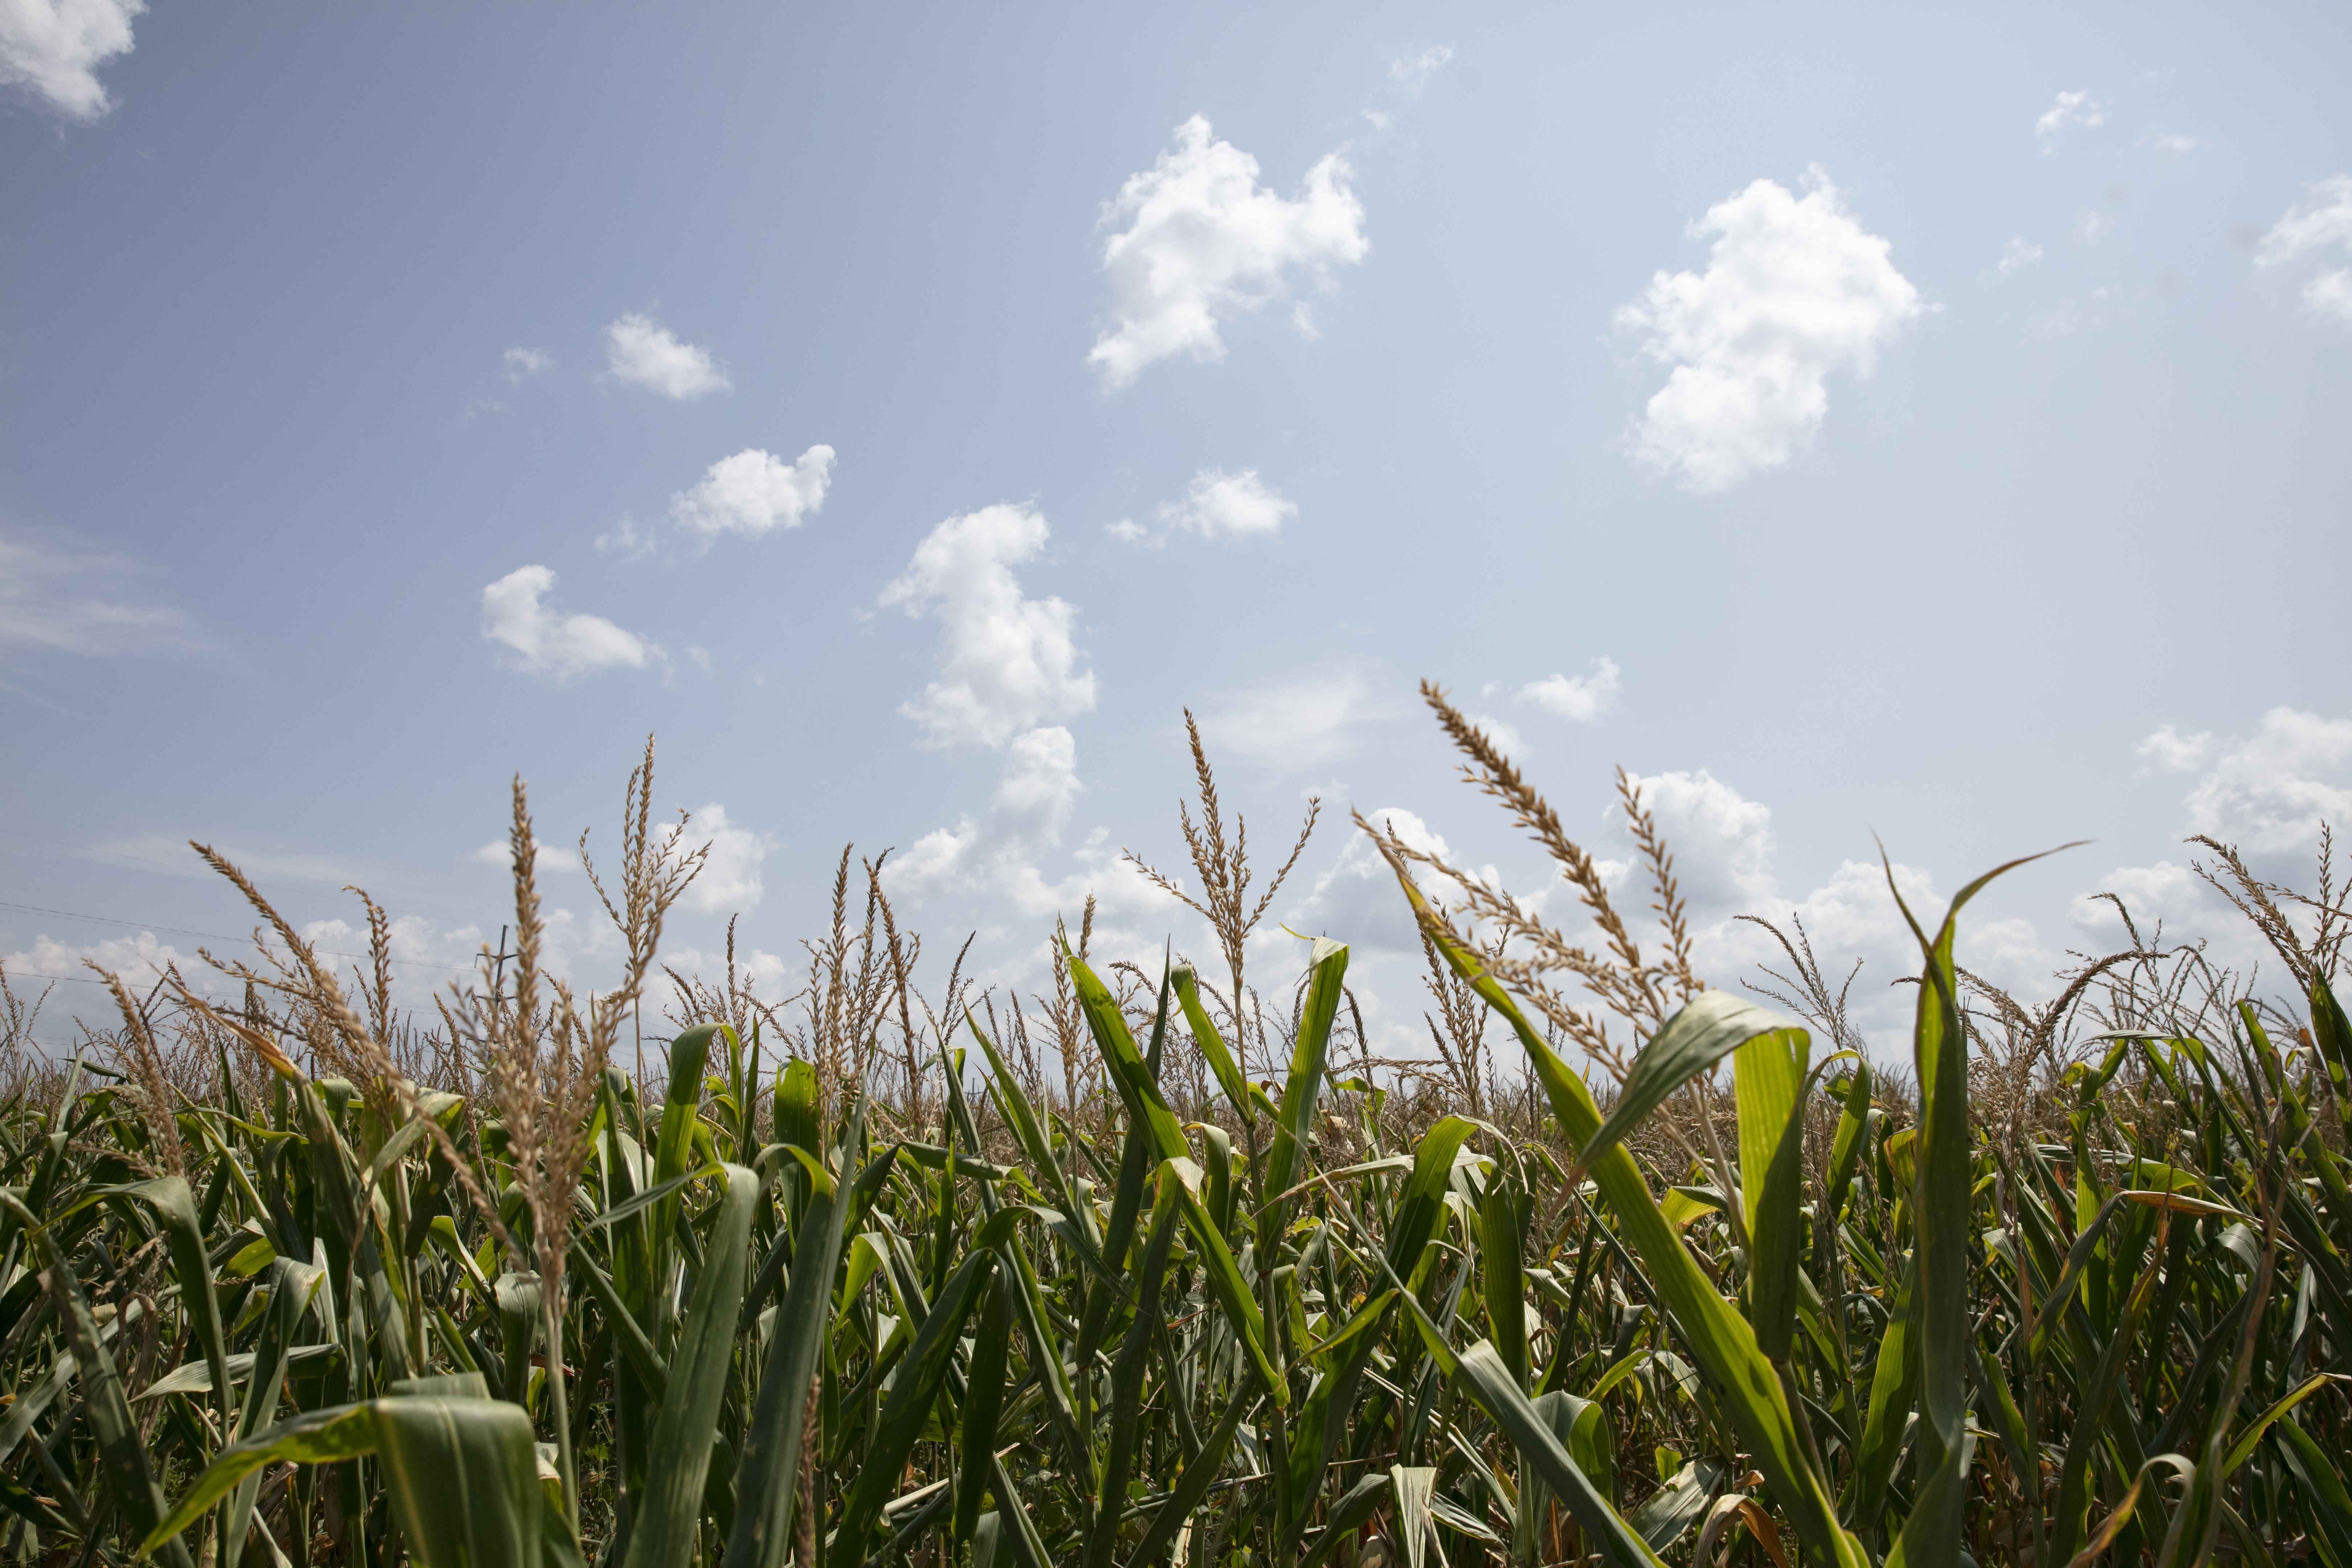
0;531;197;658
2255;174;2352;326
2034;88;2107;146
503;347;552;382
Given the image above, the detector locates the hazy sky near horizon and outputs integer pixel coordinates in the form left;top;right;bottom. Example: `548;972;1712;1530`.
4;2;2349;1065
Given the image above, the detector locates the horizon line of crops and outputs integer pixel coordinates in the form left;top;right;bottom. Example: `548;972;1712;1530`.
0;692;2345;1568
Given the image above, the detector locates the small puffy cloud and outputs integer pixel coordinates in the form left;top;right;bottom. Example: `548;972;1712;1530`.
479;565;657;680
995;726;1081;844
1090;116;1369;390
2034;89;2107;143
670;445;835;539
2147;132;2198;155
593;516;653;558
2255;175;2352;326
0;0;140;120
503;347;551;382
7;929;187;983
1156;468;1296;540
1518;658;1621;723
2181;707;2352;857
1469;715;1526;758
0;530;196;657
660;803;775;915
1615;171;1920;493
1198;664;1394;769
1388;45;1452;85
2077;208;2115;246
879;504;1098;750
1994;237;2043;279
2135;723;2213;774
605;313;731;399
472;839;581;874
1104;518;1152;546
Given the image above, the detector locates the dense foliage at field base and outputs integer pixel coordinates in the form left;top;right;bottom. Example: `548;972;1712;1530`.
3;874;2349;1568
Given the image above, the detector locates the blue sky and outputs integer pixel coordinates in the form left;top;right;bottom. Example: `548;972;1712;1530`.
4;2;2348;1062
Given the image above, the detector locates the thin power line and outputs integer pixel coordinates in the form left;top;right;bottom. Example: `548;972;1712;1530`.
0;897;479;974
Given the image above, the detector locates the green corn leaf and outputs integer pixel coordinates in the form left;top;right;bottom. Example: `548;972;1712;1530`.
726;1091;870;1568
1085;1189;1181;1568
10;1195;195;1568
1453;1341;1661;1568
1579;992;1802;1177
1124;1375;1262;1568
96;1177;236;1426
1297;1474;1391;1568
1390;1465;1437;1568
967;1009;1072;1212
1380;872;1865;1568
954;1267;1014;1545
1068;949;1189;1163
1732;1030;1811;1363
1479;1160;1531;1389
373;1396;545;1568
1881;846;2074;1568
832;1214;1013;1553
1172;964;1255;1126
1823;1062;1873;1222
1263;937;1348;1208
146;1402;381;1551
773;1058;819;1156
623;1160;758;1568
1159;1159;1284;1401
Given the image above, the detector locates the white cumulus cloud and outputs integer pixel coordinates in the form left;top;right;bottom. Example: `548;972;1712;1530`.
2135;723;2213;774
0;0;140;120
605;313;731;399
1517;658;1621;723
995;726;1082;844
1624;769;1778;913
880;504;1098;750
660;803;775;915
2181;707;2352;857
670;445;835;538
1156;467;1296;540
2255;175;2352;326
2035;89;2107;143
480;565;657;680
1616;171;1920;493
1089;116;1369;390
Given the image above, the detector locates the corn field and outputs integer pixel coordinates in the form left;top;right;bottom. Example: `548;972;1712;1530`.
4;699;2350;1568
